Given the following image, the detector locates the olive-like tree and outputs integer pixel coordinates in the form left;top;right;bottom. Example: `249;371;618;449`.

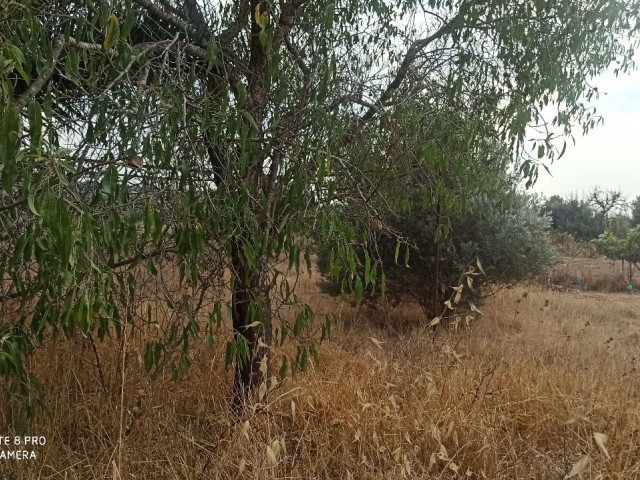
631;195;640;227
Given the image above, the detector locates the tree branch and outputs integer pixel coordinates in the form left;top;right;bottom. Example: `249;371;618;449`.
0;197;27;213
67;36;209;62
14;38;64;113
109;245;176;269
130;0;242;75
98;34;180;98
133;0;243;47
278;0;311;82
132;0;201;39
359;12;463;123
282;35;311;82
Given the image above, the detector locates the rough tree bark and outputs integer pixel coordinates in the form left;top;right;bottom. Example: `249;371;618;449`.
231;0;273;404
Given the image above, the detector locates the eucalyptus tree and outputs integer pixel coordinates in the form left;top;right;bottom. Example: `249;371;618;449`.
1;0;639;415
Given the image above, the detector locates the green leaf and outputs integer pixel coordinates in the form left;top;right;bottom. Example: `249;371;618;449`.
364;250;371;287
298;346;309;371
241;111;259;132
236;336;249;363
559;140;567;159
27;100;42;150
65;48;80;85
353;275;363;302
304;247;312;277
206;40;219;72
146;259;157;275
144;343;155;371
0;105;19;191
309;343;318;362
278;355;288;380
7;44;30;83
144;199;154;240
236;81;247;108
293;311;305;336
27;189;40;217
243;242;257;272
225;339;237;368
120;13;136;40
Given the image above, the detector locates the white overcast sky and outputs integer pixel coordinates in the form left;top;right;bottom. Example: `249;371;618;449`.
530;64;640;202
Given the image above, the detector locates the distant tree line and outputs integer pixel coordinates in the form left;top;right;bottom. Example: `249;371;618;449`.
543;187;640;285
543;187;640;241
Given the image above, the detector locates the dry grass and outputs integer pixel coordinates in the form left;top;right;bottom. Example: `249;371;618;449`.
2;267;640;479
549;256;635;292
546;234;636;292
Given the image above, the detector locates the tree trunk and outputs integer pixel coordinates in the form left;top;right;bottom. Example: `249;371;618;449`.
430;200;441;319
231;241;272;407
230;0;275;408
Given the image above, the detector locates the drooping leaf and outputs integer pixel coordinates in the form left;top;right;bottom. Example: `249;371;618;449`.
103;14;120;51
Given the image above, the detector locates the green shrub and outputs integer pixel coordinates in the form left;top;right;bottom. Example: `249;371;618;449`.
318;191;556;316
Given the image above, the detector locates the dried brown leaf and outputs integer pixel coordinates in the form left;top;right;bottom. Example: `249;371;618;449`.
564;455;589;479
594;432;610;459
266;445;277;466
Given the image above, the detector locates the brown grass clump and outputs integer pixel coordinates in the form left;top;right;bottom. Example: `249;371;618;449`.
2;272;640;479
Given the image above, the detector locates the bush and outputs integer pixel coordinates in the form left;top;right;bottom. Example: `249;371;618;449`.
318;191;556;316
595;226;640;285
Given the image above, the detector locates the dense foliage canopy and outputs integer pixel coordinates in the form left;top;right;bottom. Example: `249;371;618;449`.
1;0;640;423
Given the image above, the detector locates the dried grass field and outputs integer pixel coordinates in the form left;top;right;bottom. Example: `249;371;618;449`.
2;261;640;479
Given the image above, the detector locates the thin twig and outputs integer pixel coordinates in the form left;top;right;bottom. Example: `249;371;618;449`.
117;325;128;474
98;34;180;98
89;333;108;394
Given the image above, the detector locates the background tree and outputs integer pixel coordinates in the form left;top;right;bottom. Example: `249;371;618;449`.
2;0;640;421
543;188;630;241
631;195;640;227
542;194;603;241
606;213;633;238
588;186;627;231
596;227;640;285
318;160;556;316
